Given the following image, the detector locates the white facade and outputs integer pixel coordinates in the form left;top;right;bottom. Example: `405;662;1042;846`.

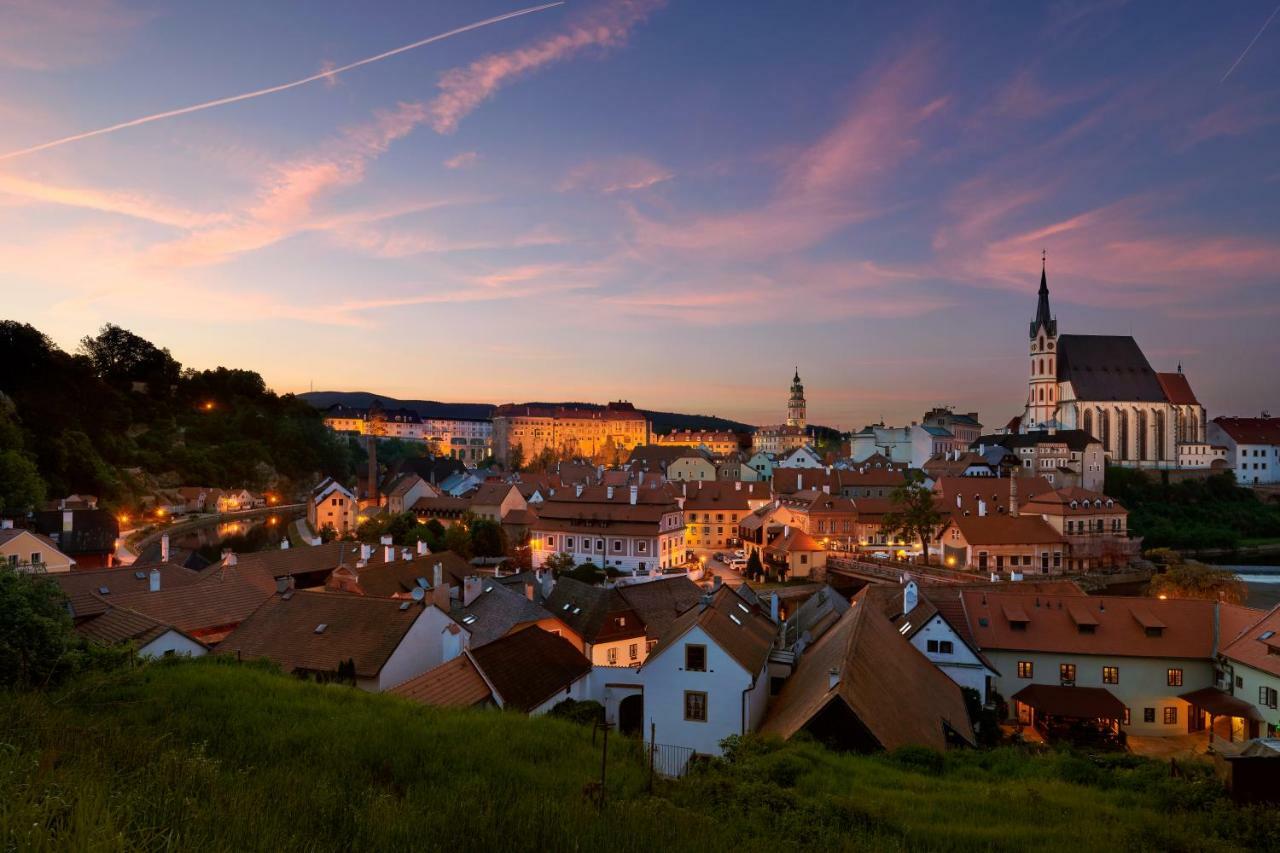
137;630;208;659
371;605;470;693
987;650;1213;736
1206;424;1279;485
532;511;684;575
775;446;823;469
906;613;995;704
1223;660;1280;736
637;624;770;756
1176;442;1228;470
850;426;912;464
525;672;594;716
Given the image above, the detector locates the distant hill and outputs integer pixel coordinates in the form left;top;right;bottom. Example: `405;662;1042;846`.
299;391;757;434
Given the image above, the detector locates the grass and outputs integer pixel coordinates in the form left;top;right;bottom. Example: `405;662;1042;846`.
2;658;1278;852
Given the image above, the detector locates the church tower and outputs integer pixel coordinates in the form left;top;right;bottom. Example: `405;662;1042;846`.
786;368;807;428
1025;257;1059;431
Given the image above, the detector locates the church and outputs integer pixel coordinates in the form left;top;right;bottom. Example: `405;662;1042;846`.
1020;262;1207;470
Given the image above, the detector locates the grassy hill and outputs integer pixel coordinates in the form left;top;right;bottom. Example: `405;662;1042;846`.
2;659;1275;852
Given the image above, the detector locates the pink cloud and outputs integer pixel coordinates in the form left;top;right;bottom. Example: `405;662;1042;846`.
428;0;664;134
0;171;223;228
557;155;672;193
627;46;947;258
444;151;479;169
0;0;148;70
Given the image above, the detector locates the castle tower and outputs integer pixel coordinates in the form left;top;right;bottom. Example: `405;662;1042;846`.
786;368;807;429
1025;257;1058;431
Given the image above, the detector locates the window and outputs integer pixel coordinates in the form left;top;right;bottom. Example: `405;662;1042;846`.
1017;661;1033;678
1059;663;1076;685
1167;668;1183;687
1163;707;1178;725
606;648;618;665
1103;666;1119;684
1143;707;1155;723
685;644;707;672
684;691;708;722
566;537;574;549
629;643;639;662
613;540;623;552
926;639;954;654
1260;686;1279;709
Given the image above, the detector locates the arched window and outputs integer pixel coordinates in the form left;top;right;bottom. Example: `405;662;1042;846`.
1039;358;1045;375
1039;388;1045;402
1100;409;1111;450
1118;410;1130;460
1082;409;1094;438
1154;411;1166;462
1137;410;1148;461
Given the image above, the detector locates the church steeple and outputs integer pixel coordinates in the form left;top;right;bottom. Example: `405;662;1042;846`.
786;369;806;429
1030;253;1056;339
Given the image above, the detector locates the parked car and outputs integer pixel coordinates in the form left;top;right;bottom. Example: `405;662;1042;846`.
871;551;890;560
728;559;747;571
733;550;746;559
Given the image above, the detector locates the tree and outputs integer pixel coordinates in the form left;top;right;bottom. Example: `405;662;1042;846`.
542;552;575;575
444;522;473;559
1148;560;1248;605
745;550;764;582
508;443;526;473
470;518;509;558
880;472;944;565
0;568;77;690
79;323;181;396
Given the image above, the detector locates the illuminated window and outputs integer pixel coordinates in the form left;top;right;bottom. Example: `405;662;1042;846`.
1103;666;1119;684
1163;707;1178;725
1167;668;1183;687
1017;661;1033;678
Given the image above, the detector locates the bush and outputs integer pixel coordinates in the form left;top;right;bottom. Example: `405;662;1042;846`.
547;698;604;726
888;744;945;776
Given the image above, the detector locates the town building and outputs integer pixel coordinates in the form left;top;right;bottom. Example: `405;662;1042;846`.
492;402;650;466
938;512;1066;574
1020;262;1206;469
32;508;119;569
762;587;974;752
530;485;684;574
636;585;776;756
972;430;1106;491
849;424;913;464
922;407;983;446
1218;604;1280;738
752;370;811;454
307;478;358;538
1020;487;1139;571
382;473;438;515
74;606;207;658
665;452;719;482
680;480;770;551
0;523;73;572
652;429;743;456
322;403;493;462
218;590;460;692
962;590;1262;740
1207;417;1280;485
391;627;593;715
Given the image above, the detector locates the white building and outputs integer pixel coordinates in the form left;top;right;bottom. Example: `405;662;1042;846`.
775;445;824;470
1207;417;1280;485
1219;605;1280;739
893;582;998;704
531;485;684;575
635;586;776;756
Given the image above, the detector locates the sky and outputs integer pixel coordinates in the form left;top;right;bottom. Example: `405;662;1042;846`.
1;0;1278;430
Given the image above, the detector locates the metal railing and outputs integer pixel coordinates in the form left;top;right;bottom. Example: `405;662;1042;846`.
647;741;696;778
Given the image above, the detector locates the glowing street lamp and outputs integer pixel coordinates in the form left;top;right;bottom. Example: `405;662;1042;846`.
202;401;215;411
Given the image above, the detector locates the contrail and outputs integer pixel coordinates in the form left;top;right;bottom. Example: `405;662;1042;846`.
1221;2;1280;83
0;2;564;162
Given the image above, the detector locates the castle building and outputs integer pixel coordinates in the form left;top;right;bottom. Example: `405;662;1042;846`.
1020;262;1206;469
492;402;650;466
753;369;811;454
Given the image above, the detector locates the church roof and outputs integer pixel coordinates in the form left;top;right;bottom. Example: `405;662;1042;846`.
1056;335;1167;403
1030;264;1056;339
1156;372;1199;406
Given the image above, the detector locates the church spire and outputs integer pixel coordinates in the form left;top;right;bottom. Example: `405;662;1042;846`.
1030;252;1056;339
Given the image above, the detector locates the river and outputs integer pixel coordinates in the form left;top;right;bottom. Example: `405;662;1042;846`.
1201;556;1280;611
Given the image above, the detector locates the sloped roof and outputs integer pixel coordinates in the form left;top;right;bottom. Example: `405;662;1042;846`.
467;627;593;712
470;482;519;507
1220;603;1280;678
113;565;275;636
50;562;206;619
543;577;642;644
933;476;1053;516
1012;684;1125;719
1056;335;1167;402
74;606;197;649
1156;372;1199;406
458;580;556;647
216;591;426;679
1212;417;1280;446
390;654;493;709
615;576;705;641
947;514;1065;546
643;586;775;676
348;551;472;598
762;591;974;751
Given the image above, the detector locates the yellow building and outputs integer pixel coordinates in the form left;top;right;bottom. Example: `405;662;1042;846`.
307;479;358;538
493;401;649;466
653;429;741;455
0;525;74;573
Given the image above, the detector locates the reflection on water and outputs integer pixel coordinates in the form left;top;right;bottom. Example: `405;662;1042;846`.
176;516;287;561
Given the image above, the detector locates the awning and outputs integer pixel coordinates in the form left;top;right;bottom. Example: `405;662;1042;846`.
1012;684;1126;719
1178;687;1265;722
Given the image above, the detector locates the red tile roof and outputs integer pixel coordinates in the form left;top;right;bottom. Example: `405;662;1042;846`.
1156;372;1200;406
643;586;775;676
469;626;593;712
946;514;1066;546
390;654;493;708
1212;417;1280;445
1220;604;1280;678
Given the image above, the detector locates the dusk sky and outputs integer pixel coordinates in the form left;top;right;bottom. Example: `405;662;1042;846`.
2;0;1278;429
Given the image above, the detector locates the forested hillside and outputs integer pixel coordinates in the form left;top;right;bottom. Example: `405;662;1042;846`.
0;321;350;513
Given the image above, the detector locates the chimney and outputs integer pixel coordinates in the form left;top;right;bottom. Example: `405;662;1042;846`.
62;510;73;533
828;667;840;690
629;485;638;506
713;574;722;591
990;573;999;582
797;473;803;491
463;576;483;607
0;519;11;530
735;481;741;491
221;548;236;567
1009;476;1019;517
822;484;830;494
360;543;372;561
280;539;290;550
955;494;962;509
903;580;918;616
384;544;395;562
160;533;170;563
416;540;429;556
432;581;450;611
400;547;412;561
978;499;987;517
274;575;295;595
541;569;555;599
524;581;536;601
607;485;615;499
149;567;161;593
433;562;443;589
770;592;780;622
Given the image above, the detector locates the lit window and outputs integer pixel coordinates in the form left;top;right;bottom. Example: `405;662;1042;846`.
1103;666;1119;684
1167;668;1183;687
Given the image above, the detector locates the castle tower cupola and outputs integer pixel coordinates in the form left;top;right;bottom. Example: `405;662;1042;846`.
786;368;807;429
